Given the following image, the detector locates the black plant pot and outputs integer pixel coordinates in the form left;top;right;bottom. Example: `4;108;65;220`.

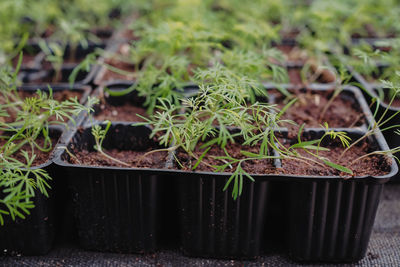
54;83;397;262
0;127;64;255
171;126;396;262
54;123;175;253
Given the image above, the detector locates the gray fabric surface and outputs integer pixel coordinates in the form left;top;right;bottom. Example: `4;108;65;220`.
1;184;399;267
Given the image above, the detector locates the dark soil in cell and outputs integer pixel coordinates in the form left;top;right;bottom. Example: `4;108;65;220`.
274;90;365;128
0;134;59;166
69;147;168;169
280;138;391;176
176;141;277;174
94;102;148;122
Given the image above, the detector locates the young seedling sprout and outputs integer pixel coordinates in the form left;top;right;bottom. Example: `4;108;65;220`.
91;120;130;167
318;64;351;123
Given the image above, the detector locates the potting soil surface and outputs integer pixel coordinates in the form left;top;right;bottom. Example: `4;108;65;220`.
0;135;59;166
94;102;148;122
275;90;365;128
70;148;168;168
176;142;277;173
280;138;391;176
2;183;400;267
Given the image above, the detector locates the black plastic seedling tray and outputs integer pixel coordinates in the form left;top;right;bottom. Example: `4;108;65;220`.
53;121;277;258
0;127;65;256
52;82;397;262
54;123;174;254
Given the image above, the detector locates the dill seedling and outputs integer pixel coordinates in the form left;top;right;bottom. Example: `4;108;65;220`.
0;65;97;225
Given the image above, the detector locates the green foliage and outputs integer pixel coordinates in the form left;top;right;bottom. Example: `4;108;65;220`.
91;120;130;167
0;66;97;225
3;0;400;202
